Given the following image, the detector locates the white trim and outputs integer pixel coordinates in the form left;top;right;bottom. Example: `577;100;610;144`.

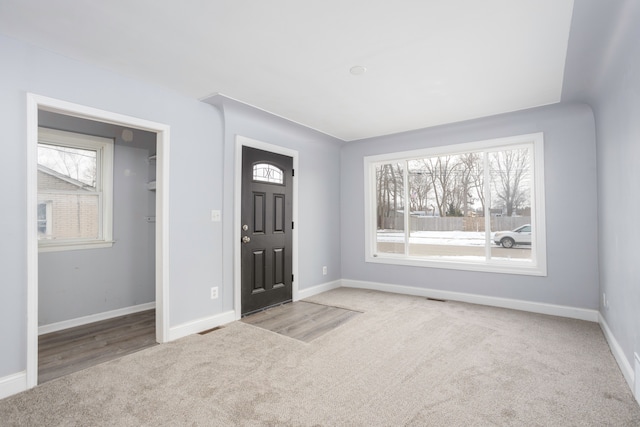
598;313;635;392
363;132;547;277
168;310;236;341
635;353;640;404
38;302;156;335
26;93;171;391
37;127;115;251
155;127;171;345
233;135;299;320
0;372;27;400
296;280;342;300
26;94;39;390
341;279;599;322
38;241;115;253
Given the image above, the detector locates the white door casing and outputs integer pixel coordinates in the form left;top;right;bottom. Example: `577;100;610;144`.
26;93;171;388
233;135;299;319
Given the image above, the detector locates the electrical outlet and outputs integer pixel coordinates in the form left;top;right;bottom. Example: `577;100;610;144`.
322;266;327;275
211;210;221;222
210;287;218;300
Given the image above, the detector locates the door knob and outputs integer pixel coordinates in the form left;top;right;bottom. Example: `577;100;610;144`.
242;236;251;244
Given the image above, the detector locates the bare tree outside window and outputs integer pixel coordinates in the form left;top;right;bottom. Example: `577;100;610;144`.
376;163;404;230
459;153;483;216
490;148;530;217
367;135;544;274
375;163;405;254
422;155;460;217
38;143;97;189
407;161;432;214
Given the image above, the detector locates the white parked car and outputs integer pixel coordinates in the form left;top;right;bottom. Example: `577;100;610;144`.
493;224;531;248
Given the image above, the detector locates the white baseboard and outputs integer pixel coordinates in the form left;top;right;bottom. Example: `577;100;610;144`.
38;302;156;335
635;353;640;405
0;371;27;400
599;314;635;392
168;310;236;341
341;279;599;322
297;280;342;300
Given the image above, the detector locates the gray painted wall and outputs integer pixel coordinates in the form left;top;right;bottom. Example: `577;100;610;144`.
563;0;640;369
3;0;639;395
206;97;343;312
38;112;156;325
341;103;599;309
0;33;224;377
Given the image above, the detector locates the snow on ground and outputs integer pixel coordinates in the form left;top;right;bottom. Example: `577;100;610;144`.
377;230;488;246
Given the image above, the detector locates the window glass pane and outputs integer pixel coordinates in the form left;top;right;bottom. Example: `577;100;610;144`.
37;202;48;236
37;128;114;250
365;134;544;275
375;163;405;254
408;154;486;261
38;143;97;190
38;193;100;241
38;143;101;241
489;147;532;262
253;163;283;184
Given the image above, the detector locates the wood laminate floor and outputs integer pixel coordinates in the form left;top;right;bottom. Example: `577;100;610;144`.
38;310;157;384
241;301;361;342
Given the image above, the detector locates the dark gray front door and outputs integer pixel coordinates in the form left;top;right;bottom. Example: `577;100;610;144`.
241;146;293;315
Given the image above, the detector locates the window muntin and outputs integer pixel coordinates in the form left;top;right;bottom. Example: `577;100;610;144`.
253;163;284;184
365;133;546;276
37;128;114;251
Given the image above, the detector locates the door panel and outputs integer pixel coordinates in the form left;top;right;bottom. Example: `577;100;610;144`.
274;195;285;232
273;248;285;287
253;193;265;233
252;250;265;292
241;146;293;315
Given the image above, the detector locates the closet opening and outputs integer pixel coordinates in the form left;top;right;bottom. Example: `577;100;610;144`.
26;94;170;388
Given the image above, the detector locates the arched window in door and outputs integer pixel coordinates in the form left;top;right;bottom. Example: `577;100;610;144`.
253;163;284;184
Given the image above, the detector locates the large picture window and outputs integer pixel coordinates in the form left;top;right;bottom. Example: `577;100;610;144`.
37;127;114;251
364;133;546;276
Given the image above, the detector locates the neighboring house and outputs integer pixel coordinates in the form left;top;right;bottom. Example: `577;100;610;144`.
37;165;98;241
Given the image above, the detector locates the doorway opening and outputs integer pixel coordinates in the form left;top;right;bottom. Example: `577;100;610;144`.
240;146;293;315
26;94;170;389
234;136;299;319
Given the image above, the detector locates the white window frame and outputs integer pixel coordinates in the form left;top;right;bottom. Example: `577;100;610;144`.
364;132;547;276
38;127;114;252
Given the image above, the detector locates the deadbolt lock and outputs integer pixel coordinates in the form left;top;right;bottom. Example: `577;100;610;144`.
242;224;249;231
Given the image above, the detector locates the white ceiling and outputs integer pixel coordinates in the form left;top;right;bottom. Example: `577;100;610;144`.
0;0;575;141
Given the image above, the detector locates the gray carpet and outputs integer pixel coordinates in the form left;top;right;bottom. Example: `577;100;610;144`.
1;288;639;426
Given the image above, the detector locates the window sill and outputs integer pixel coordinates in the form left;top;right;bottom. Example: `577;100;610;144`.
366;253;547;277
38;240;115;253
